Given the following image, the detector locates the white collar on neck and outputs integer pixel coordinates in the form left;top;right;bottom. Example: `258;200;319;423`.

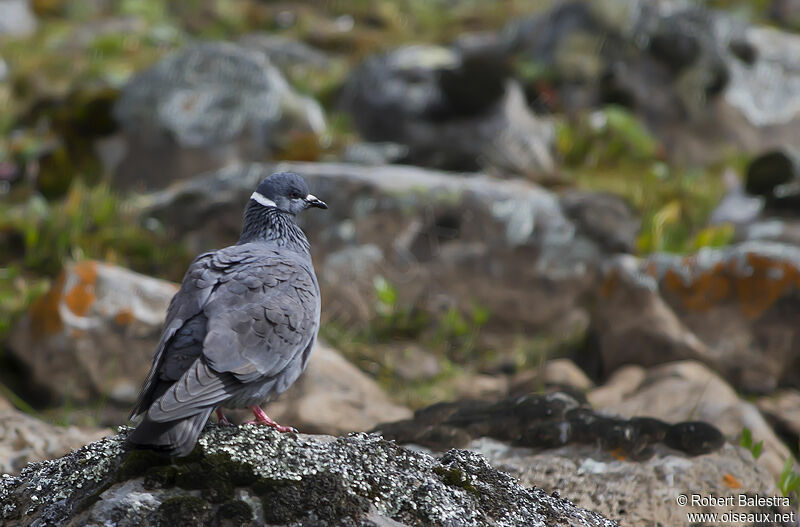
250;191;277;208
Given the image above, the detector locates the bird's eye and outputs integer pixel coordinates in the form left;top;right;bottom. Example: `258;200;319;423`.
290;191;301;199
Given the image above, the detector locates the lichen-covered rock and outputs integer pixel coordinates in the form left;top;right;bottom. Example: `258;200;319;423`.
8;260;178;408
0;426;619;527
469;439;794;527
340;43;557;180
139;161;631;343
593;242;800;393
0;405;110;474
112;42;326;189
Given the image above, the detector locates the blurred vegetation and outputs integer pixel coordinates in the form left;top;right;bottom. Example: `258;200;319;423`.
320;276;583;408
556;105;733;254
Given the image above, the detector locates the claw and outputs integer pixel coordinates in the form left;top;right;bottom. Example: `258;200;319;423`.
216;409;233;426
246;405;296;433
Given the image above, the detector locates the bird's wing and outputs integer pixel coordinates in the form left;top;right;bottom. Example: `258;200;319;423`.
130;246;260;418
144;246;320;423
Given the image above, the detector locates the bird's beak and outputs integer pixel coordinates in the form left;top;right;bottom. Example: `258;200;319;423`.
305;194;328;209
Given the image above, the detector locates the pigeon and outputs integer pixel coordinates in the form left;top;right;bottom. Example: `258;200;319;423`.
127;172;327;456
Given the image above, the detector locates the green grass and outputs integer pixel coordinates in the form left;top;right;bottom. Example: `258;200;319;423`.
557;105;730;254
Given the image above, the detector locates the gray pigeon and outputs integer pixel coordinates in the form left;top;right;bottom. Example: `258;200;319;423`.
127;172;327;456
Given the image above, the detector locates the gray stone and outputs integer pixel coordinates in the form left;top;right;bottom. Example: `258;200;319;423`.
112;42;325;189
340;44;556;180
0;0;36;37
560;191;639;254
0;427;619;527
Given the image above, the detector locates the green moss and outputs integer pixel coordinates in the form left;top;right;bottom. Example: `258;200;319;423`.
116;449;171;482
433;466;478;496
214;500;253;527
155;496;213;527
143;465;177;490
256;472;369;524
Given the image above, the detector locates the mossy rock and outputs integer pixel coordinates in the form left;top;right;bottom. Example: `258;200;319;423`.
156;496;213;527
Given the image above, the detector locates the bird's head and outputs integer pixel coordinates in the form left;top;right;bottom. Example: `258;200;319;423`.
250;172;328;215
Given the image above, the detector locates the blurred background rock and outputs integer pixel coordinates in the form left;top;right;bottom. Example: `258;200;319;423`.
0;0;799;523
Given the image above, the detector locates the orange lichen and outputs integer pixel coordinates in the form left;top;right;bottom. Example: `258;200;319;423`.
722;473;742;489
599;270;619;298
29;272;65;336
609;448;628;461
114;308;135;325
657;252;800;319
64;261;98;317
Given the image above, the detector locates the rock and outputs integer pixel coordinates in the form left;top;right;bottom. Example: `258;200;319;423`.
709;168;764;227
0;0;37;37
560;191;640;254
586;365;646;409
340;44;556;180
510;358;594;396
591;255;711;376
505;1;800;164
593;242;800;393
264;342;412;435
596;360;793;479
771;0;800;30
0;426;620;527
645;242;800;392
388;344;442;382
8;260;178;410
0;406;109;474
343;142;409;165
448;373;510;402
745;147;800;211
139;161;620;341
375;391;725;459
757;389;800;446
112;42;326;190
472;439;793;527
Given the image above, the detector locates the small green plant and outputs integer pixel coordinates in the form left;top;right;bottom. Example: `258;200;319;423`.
739;427;764;460
557;105;659;168
777;456;800;503
432;304;490;361
370;276;429;340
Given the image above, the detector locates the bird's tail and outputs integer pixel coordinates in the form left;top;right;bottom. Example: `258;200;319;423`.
126;407;214;457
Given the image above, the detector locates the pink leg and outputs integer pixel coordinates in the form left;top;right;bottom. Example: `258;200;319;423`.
245;405;297;433
216;408;232;426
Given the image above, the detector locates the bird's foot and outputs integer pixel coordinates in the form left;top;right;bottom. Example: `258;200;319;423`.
216;409;233;426
245;405;297;433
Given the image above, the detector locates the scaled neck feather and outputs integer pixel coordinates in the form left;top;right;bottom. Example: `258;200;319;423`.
238;202;310;253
